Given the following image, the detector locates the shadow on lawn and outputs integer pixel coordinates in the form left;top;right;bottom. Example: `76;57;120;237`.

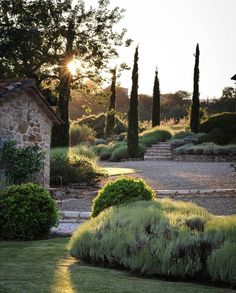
67;259;235;293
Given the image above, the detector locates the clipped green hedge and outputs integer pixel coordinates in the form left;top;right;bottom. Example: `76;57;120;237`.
0;183;58;240
199;113;236;144
69;199;236;287
91;177;156;217
200;112;236;133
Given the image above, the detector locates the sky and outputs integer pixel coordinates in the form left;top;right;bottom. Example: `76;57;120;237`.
107;0;236;99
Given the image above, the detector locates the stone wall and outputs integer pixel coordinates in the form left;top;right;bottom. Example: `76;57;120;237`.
0;91;52;187
173;154;236;162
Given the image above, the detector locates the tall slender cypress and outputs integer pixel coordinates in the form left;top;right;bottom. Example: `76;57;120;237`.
190;43;200;133
105;68;116;137
152;68;161;127
127;46;139;158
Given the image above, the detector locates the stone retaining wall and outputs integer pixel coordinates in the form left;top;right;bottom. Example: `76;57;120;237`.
173;154;236;162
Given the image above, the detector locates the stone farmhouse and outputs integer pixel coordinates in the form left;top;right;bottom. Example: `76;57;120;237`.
0;79;61;187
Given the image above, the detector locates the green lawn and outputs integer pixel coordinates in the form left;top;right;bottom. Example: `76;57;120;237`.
0;238;234;293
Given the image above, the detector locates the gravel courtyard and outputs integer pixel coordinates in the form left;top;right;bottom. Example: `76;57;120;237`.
101;161;236;190
58;161;236;216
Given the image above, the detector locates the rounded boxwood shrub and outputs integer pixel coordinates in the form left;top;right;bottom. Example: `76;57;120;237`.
99;150;112;161
110;145;129;162
110;143;145;162
91;177;156;217
0;183;59;240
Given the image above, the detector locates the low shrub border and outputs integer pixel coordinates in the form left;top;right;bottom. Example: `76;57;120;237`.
69;199;236;287
172;143;236;162
173;154;236;162
94;127;172;162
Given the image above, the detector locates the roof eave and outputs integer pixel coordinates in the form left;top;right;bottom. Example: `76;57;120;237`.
231;74;236;81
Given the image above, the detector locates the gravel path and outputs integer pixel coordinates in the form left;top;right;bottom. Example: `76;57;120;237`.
58;196;236;216
56;161;236;216
100;161;236;190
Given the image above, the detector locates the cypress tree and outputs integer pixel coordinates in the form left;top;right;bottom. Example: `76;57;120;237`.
190;43;200;133
152;68;161;127
105;68;116;137
127;46;139;158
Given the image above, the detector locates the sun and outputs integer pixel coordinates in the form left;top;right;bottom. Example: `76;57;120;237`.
67;59;81;76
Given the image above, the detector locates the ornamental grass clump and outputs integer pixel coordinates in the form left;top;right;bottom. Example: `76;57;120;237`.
91;177;156;217
139;127;172;147
69;199;236;287
50;147;104;186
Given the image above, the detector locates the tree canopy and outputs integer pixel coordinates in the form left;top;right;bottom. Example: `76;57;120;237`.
0;0;130;85
0;0;131;146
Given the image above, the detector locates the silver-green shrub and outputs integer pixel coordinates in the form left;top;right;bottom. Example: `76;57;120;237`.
69;199;236;286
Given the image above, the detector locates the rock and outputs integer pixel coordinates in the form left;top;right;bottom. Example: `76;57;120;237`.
18;121;28;134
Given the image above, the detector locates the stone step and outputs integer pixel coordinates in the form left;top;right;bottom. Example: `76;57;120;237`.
150;143;171;146
145;153;172;156
149;145;171;148
145;154;172;157
147;145;171;148
144;154;172;158
145;150;172;154
153;142;171;144
60;218;85;223
145;152;172;156
151;143;171;147
60;211;90;223
144;156;173;160
51;223;82;237
148;148;171;151
144;141;173;161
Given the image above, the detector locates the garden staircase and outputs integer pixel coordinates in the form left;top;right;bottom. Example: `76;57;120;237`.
144;141;173;161
51;211;90;236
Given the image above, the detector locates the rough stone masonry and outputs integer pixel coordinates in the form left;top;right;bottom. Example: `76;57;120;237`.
0;79;61;187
